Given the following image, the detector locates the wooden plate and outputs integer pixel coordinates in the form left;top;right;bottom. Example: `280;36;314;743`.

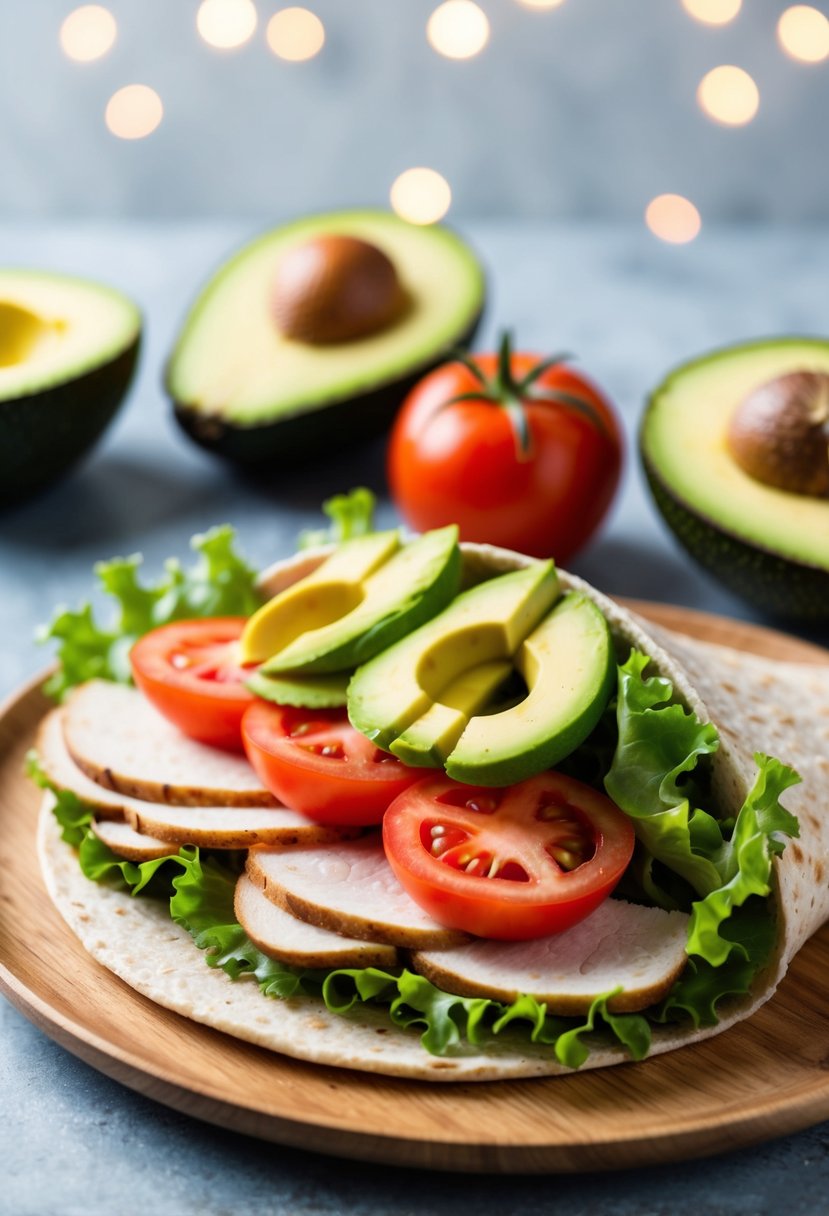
2;602;829;1174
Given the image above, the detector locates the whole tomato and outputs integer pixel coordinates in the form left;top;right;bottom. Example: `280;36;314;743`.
387;333;623;563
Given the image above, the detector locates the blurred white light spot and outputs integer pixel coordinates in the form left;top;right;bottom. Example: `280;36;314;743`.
59;5;116;62
681;0;741;25
105;85;163;140
778;6;829;63
515;0;567;8
266;8;325;61
427;1;490;60
390;169;452;225
196;0;257;50
697;65;759;126
645;195;702;245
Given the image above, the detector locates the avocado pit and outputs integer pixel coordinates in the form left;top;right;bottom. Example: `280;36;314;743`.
727;371;829;498
271;234;408;345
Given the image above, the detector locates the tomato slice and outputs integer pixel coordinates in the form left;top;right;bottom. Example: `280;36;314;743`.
382;772;635;940
241;702;435;825
130;617;255;751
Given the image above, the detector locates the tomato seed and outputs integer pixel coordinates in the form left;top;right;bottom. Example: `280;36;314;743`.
549;846;579;870
300;742;345;760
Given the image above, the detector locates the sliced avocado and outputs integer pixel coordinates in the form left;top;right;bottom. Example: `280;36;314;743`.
240;530;401;663
347;561;560;751
166;210;484;464
244;525;461;675
445;592;615;786
245;670;349;709
390;660;513;768
0;270;140;503
642;338;829;620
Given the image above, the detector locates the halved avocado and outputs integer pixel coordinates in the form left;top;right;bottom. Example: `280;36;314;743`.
641;338;829;621
166;210;485;463
0;270;140;503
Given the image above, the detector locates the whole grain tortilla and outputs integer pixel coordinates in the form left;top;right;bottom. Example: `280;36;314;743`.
37;543;829;1080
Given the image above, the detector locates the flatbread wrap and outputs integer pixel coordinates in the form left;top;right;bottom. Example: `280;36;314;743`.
32;535;829;1081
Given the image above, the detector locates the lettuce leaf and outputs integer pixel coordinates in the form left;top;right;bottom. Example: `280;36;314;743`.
685;756;799;967
657;897;777;1027
605;652;723;899
298;487;378;549
323;967;650;1065
605;654;799;909
604;654;799;1025
38;525;261;701
27;750;92;847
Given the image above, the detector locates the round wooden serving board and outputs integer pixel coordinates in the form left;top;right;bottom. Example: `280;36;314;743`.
2;602;829;1174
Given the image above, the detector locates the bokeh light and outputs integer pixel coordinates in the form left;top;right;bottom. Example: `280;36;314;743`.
515;0;567;8
777;6;829;63
196;0;258;50
645;195;702;244
59;5;117;62
697;65;759;126
266;8;325;61
105;85;164;140
681;0;742;26
390;168;452;225
427;1;490;60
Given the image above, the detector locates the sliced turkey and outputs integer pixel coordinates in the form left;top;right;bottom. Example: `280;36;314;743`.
411;899;690;1015
91;818;177;862
62;681;275;806
38;708;356;848
247;838;469;950
128;803;357;848
234;873;399;969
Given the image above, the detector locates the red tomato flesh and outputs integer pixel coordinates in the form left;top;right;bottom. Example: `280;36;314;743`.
241;702;435;826
382;772;635;940
130;617;254;752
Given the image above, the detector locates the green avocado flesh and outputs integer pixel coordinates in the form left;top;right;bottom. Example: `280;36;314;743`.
445;592;615;786
643;339;829;573
0;270;140;501
0;271;139;398
256;525;461;675
245;670;349;708
166;211;485;449
347;561;561;762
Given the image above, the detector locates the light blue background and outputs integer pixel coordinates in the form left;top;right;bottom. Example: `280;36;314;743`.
1;0;828;221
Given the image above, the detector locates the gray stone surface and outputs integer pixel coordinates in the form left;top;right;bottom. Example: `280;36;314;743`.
2;220;829;1212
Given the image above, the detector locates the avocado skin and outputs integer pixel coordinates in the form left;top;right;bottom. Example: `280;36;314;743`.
169;312;482;465
642;450;829;622
0;337;140;505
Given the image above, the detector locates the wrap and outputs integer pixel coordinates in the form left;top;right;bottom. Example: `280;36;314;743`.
37;544;829;1081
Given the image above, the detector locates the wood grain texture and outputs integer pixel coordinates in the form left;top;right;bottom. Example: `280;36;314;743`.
2;604;829;1174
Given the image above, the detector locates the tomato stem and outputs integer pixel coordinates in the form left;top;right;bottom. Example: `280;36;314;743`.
442;330;607;463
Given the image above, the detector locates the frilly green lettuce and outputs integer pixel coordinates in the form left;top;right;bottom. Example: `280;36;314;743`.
605;652;799;1024
37;525;261;701
297;487;378;550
